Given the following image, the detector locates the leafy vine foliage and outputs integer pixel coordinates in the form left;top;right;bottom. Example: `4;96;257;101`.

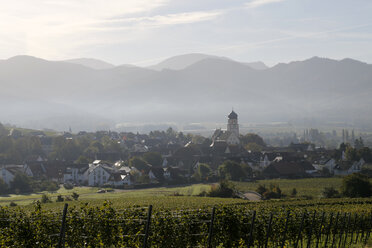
0;200;371;247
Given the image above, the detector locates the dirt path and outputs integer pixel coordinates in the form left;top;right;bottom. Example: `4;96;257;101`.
243;192;262;201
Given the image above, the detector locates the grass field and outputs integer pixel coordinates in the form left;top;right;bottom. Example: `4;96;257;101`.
233;177;343;197
0;177;371;212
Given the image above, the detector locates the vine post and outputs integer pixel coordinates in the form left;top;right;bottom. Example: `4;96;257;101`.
324;212;334;248
264;213;273;248
349;213;358;245
315;212;325;248
342;213;351;248
331;212;340;248
143;205;152;248
207;207;216;248
295;212;306;248
280;210;290;248
338;213;347;248
306;211;316;248
247;210;256;248
58;203;68;248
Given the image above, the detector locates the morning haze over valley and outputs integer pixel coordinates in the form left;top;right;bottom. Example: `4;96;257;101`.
2;53;372;134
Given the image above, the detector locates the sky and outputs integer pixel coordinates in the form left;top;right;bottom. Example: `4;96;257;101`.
1;0;372;66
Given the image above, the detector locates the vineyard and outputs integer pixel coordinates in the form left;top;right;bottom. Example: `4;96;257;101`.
0;198;371;247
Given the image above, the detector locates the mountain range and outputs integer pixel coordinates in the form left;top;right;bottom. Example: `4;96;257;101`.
1;53;371;131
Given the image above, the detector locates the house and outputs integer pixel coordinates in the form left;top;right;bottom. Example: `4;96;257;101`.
108;173;132;186
84;163;134;186
148;167;165;182
86;163;115;186
63;164;89;185
0;164;32;185
163;167;185;181
262;160;315;178
333;159;364;176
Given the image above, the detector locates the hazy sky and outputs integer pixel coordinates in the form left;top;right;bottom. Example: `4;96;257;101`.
1;0;372;66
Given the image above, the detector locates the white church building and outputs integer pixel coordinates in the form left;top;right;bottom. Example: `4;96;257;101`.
211;110;240;145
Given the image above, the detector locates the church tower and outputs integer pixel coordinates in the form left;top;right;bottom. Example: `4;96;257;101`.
227;110;239;137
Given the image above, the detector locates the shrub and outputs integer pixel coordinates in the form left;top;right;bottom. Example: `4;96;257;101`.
64;183;74;190
56;195;64;202
257;184;283;199
322;187;340;198
341;173;372;198
71;192;79;200
291;188;297;197
9;201;17;207
207;180;237;198
256;184;267;195
41;194;51;203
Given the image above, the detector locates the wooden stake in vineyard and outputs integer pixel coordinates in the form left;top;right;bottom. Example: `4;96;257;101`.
207;207;216;248
58;203;68;248
143;205;152;248
247;210;256;248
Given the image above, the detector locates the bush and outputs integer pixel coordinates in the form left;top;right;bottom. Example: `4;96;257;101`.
257;184;283;199
41;194;51;203
64;183;74;190
291;188;297;197
9;201;17;207
56;195;64;202
341;173;372;198
207;180;237;198
322;187;340;198
256;184;267;195
71;192;79;200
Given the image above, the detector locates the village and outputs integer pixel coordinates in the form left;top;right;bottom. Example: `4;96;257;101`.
0;111;369;191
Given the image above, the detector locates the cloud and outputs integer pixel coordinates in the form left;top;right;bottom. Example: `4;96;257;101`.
208;23;372;53
98;11;222;29
0;0;169;59
0;1;224;60
245;0;286;8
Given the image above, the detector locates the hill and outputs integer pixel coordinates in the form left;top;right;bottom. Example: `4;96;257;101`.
0;54;372;131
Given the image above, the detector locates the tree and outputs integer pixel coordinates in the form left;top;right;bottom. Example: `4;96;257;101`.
10;173;32;193
341;173;372;198
357;147;372;163
240;133;266;147
129;157;150;172
218;160;246;181
194;163;212;182
240;163;253;178
345;146;358;161
75;156;89;164
0;123;8;137
207;180;236;198
143;152;162;167
0;178;8;195
244;143;264;152
354;137;364;150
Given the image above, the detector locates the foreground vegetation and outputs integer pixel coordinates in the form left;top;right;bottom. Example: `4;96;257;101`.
0;177;370;247
0;198;371;247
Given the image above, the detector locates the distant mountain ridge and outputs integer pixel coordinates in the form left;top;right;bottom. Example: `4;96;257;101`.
63;58;115;70
148;53;268;71
0;54;371;131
